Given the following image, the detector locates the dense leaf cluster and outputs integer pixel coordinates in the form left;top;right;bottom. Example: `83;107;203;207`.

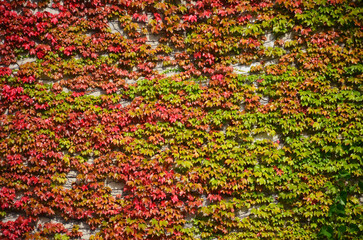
0;0;362;239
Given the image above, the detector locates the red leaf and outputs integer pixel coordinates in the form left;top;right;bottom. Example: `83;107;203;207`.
171;195;178;203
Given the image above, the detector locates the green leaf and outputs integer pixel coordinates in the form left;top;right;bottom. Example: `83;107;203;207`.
338;191;347;206
319;226;333;239
359;181;363;191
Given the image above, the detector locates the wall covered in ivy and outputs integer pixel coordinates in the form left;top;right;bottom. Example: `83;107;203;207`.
0;0;362;239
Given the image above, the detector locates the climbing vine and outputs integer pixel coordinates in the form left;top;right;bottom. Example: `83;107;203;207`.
0;0;362;239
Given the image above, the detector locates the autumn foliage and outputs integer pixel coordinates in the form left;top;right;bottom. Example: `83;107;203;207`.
0;0;362;239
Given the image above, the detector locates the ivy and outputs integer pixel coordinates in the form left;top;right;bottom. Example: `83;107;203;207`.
0;0;362;239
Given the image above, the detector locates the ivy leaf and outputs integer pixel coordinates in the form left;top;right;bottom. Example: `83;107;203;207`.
319;226;333;239
359;181;363;191
338;191;347;206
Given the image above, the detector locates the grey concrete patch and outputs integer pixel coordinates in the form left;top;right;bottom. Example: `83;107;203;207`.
281;32;294;41
119;99;131;107
254;133;273;142
64;170;78;189
88;90;102;97
106;180;124;197
8;64;19;70
259;96;269;105
146;34;160;49
62;87;70;93
264;59;279;66
2;213;21;222
108;21;126;36
43;7;60;15
235;207;252;219
263;32;275;48
9;58;37;70
233;62;259;75
125;78;138;85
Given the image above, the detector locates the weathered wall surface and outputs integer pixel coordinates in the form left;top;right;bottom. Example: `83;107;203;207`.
0;0;362;239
